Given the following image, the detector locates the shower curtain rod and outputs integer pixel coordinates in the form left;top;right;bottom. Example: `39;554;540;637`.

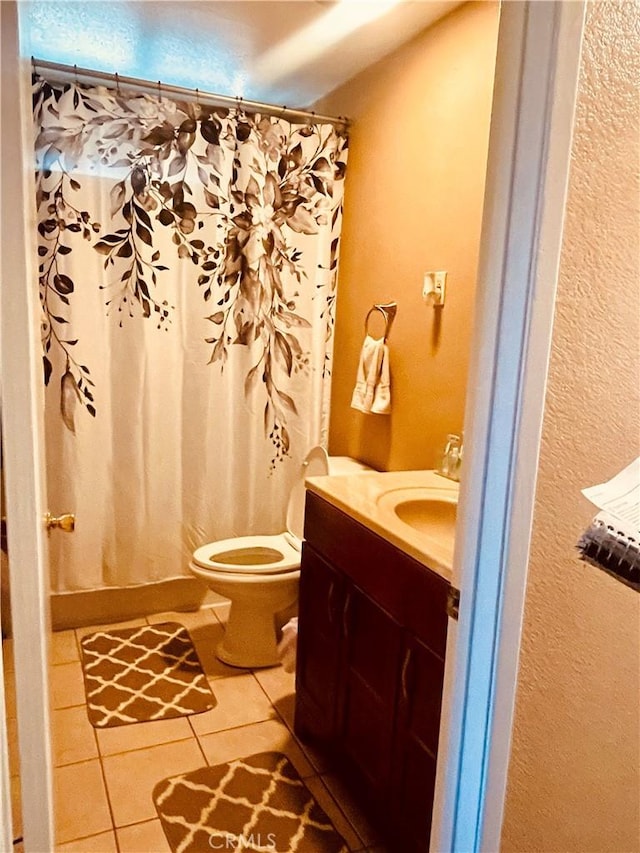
31;57;350;129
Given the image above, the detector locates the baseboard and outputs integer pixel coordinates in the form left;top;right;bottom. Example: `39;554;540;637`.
50;576;228;631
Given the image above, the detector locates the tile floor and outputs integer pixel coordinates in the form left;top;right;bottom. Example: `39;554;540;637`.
3;605;388;852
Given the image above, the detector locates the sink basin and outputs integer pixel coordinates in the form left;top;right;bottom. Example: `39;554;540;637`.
375;486;458;566
393;496;457;537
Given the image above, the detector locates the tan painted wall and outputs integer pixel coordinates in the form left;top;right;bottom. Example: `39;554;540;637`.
502;3;640;851
315;1;499;471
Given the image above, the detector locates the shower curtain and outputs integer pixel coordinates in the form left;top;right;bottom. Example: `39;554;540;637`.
33;75;348;593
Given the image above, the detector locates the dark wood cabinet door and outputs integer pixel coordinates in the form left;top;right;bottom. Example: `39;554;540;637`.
294;544;345;744
341;585;403;804
392;636;446;852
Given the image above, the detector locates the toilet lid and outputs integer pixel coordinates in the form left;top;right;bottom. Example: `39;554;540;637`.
286;445;329;541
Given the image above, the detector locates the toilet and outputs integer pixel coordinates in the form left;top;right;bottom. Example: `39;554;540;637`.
189;447;372;668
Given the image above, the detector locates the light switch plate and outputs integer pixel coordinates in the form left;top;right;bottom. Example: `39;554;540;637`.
423;271;447;306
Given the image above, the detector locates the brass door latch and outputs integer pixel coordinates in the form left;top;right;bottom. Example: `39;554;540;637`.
44;512;75;533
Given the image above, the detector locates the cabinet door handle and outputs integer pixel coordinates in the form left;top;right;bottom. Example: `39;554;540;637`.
401;647;412;702
342;591;351;637
327;580;336;625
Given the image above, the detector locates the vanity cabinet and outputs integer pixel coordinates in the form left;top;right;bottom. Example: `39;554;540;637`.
294;491;450;851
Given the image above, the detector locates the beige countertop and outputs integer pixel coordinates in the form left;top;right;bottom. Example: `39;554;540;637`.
305;469;459;582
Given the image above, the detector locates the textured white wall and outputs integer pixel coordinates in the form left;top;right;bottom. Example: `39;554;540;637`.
502;2;640;851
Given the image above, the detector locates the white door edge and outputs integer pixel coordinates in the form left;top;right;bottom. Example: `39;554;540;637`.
1;2;55;851
0;654;13;853
431;2;586;851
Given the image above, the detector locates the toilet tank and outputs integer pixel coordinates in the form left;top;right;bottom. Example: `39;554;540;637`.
327;455;375;476
286;449;374;542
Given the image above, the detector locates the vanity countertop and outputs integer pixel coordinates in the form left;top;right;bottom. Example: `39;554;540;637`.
305;469;459;582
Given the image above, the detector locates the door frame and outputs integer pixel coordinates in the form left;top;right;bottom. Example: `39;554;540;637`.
1;2;55;851
431;2;586;850
0;2;586;851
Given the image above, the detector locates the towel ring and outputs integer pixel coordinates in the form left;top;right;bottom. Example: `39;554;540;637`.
365;302;397;342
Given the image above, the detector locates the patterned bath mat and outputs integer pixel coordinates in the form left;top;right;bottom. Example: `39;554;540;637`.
153;751;348;853
80;622;215;728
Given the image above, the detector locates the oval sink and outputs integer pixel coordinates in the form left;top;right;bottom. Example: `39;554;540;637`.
394;497;457;537
375;486;458;567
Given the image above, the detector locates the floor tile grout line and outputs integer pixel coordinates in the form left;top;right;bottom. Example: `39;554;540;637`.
51;701;87;712
57;705;122;853
96;730;123;853
55;826;119;848
192;712;280;743
111;814;164;831
265;687;300;740
252;669;278;706
115;816;155;833
252;667;301;735
187;714;210;767
77;731;197;761
72;624;83;662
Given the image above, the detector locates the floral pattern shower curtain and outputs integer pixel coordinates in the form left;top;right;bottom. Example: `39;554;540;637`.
33;75;348;592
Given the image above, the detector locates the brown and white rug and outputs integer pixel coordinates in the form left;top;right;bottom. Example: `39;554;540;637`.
80;621;215;728
153;751;348;853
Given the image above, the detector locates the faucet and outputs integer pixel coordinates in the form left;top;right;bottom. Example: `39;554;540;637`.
436;433;463;482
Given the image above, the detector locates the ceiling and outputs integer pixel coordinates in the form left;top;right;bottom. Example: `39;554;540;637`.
23;1;463;108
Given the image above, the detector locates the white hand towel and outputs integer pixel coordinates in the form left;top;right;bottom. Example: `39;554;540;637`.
371;342;391;414
351;335;391;415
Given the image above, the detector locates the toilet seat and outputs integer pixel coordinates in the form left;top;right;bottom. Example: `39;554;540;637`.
192;446;329;578
192;533;301;576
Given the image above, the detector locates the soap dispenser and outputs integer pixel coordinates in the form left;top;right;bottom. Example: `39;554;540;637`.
437;433;462;480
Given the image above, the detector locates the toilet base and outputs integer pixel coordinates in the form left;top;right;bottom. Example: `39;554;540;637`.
215;601;283;668
188;557;299;669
